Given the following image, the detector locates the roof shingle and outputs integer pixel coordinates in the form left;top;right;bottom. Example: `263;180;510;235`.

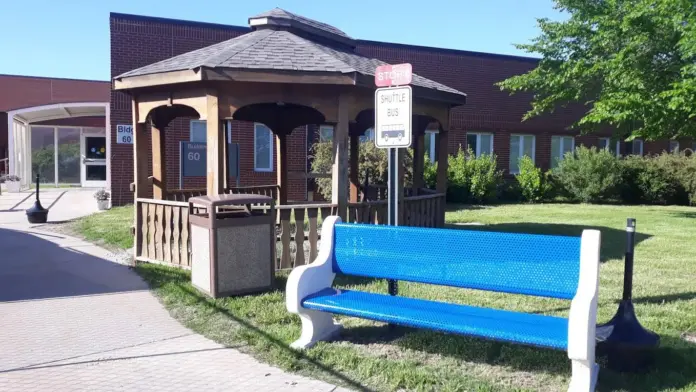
115;9;466;98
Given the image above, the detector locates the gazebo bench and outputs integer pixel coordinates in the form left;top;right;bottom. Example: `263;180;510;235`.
286;217;602;392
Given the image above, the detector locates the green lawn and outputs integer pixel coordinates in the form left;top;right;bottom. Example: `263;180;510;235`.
80;204;696;391
73;205;133;249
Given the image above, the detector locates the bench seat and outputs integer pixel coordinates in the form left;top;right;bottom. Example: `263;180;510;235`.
303;288;569;350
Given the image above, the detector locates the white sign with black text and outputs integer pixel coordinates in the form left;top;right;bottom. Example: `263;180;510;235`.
374;86;412;148
116;124;133;144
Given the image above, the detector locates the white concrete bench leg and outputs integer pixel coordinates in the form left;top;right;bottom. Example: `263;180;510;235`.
567;230;602;392
286;216;343;350
291;310;342;349
569;360;599;392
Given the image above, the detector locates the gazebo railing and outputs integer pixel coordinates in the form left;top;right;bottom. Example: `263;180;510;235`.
166;185;279;202
135;188;445;270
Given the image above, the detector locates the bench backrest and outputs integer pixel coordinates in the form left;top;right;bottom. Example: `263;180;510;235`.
332;223;582;299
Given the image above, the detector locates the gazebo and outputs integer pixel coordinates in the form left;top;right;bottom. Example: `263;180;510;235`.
114;9;466;269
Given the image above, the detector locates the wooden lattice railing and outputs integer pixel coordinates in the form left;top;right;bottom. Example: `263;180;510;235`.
135;189;445;270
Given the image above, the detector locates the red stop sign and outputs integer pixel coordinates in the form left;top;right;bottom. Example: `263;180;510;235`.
374;63;412;87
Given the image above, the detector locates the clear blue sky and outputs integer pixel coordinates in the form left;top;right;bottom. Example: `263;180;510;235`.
0;0;564;81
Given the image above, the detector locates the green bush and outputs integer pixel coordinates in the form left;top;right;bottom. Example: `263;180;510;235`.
619;152;694;205
552;146;622;203
515;155;552;202
446;148;503;204
310;141;412;200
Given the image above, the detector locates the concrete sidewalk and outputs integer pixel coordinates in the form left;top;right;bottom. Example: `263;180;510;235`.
0;195;350;391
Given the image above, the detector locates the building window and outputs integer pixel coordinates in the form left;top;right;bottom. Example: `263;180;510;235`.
599;137;611;150
509;134;535;174
189;120;207;143
551;136;575;168
626;139;643;156
360;128;374;143
424;131;438;162
669;140;680;153
466;132;494;157
254;123;273;172
319;125;334;142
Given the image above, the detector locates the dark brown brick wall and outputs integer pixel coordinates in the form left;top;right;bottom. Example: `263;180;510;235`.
109;13;690;205
0;75;109;112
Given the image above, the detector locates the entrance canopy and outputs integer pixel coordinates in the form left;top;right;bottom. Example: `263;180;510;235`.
7;102;110;188
114;8;466;216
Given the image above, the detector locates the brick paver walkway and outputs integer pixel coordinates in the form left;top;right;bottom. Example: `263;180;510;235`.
0;197;350;391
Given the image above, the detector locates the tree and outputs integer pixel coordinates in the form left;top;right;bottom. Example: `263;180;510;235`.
497;0;696;140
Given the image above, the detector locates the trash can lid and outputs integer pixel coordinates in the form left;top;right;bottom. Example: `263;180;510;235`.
189;193;273;207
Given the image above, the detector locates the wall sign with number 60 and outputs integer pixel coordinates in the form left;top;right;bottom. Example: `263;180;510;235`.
188;152;200;161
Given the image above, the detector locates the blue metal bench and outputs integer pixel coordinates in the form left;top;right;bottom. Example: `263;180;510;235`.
287;217;601;392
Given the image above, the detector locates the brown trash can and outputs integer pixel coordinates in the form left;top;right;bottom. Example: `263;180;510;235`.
188;194;275;298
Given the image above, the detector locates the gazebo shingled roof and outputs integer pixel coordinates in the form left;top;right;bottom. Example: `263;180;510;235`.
114;9;465;100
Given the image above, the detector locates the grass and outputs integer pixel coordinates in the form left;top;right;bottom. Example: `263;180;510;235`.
83;203;696;391
73;205;134;249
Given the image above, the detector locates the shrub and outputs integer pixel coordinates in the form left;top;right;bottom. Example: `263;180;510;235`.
423;154;437;189
552;146;622;203
446;147;503;204
625;152;693;205
310;141;412;200
515;155;551;202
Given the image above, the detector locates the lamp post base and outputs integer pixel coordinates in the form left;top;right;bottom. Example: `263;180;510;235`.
596;300;660;372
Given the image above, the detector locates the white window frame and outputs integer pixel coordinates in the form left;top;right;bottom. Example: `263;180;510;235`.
551;135;575;167
319;125;334;142
509;134;536;174
631;139;644;156
189;120;207;143
599;137;611;151
669;140;680;153
466;132;494;157
254;123;273;172
425;130;438;163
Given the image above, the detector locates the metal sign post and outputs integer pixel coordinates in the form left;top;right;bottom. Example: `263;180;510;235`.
374;63;413;299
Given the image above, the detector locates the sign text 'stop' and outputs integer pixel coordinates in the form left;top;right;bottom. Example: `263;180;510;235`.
375;63;412;87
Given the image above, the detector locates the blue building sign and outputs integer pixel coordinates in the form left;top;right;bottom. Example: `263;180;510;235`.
179;142;240;187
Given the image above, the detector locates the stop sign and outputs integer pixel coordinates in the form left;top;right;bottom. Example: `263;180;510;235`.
374;63;412;87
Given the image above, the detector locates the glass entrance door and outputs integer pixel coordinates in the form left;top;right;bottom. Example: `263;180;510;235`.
81;132;107;188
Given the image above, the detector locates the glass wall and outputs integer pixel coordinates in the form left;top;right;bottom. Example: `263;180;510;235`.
31;127;55;183
57;128;81;184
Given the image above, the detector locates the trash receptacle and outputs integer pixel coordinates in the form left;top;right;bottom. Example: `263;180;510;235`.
188;194;275;298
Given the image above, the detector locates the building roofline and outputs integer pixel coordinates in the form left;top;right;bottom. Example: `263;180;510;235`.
0;73;110;84
109;12;541;63
356;39;540;63
110;12;251;33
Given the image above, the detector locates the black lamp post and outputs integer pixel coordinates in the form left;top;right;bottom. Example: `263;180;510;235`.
596;218;660;372
26;174;49;224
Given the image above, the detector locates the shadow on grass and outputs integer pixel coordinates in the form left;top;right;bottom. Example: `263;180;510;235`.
140;265;696;392
444;222;651;262
633;291;696;305
138;266;374;392
343;325;696;392
669;211;696;219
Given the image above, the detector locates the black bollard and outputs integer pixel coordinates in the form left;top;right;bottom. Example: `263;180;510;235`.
596;218;660;372
26;174;49;224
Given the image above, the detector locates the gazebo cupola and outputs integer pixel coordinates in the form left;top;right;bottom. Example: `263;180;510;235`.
248;8;357;50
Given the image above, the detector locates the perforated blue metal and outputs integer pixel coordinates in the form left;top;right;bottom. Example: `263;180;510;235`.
332;223;581;299
303;288;569;349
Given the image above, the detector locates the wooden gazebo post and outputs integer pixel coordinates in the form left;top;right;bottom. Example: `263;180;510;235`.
348;123;362;203
276;131;288;205
206;91;224;196
151;121;167;200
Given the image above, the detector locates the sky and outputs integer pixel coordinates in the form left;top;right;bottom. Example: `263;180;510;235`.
0;0;565;81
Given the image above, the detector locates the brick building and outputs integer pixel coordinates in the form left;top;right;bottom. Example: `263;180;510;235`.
1;74;110;188
109;11;693;206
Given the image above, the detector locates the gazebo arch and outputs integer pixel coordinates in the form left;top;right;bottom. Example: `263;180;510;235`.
114;8;466;268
